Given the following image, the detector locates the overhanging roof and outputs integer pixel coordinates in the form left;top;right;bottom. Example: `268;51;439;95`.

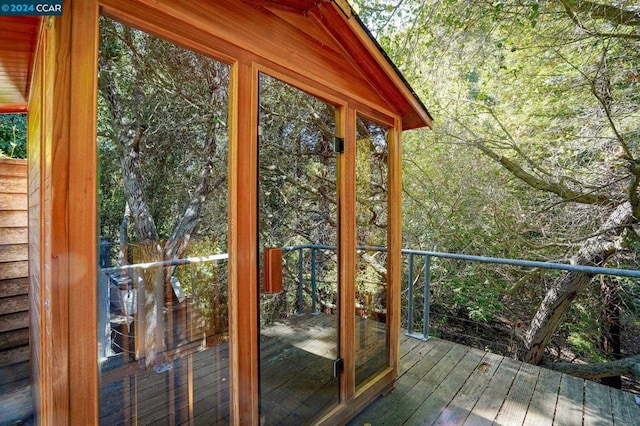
0;16;40;113
0;1;432;128
324;0;433;129
248;0;433;129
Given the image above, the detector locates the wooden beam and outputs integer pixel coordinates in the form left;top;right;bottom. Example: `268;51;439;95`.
315;2;432;130
388;117;402;378
48;7;72;424
26;20;45;424
228;59;260;425
67;0;100;424
100;0;397;122
339;106;356;403
0;104;27;113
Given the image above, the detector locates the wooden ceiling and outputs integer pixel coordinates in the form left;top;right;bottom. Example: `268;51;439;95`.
242;0;331;13
0;16;40;113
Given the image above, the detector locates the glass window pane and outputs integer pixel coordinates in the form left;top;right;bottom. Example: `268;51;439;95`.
258;73;339;424
97;17;230;425
355;116;389;389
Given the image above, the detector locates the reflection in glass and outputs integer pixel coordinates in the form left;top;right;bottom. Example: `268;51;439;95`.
258;73;339;424
355;116;389;388
97;18;230;425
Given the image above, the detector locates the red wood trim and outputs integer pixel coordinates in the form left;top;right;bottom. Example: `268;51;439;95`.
228;59;260;425
0;104;28;113
68;0;100;423
339;106;356;403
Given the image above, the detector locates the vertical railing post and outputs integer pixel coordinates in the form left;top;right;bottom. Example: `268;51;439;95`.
406;252;415;336
422;255;430;340
134;268;144;360
155;266;165;367
97;270;111;359
311;247;319;315
296;247;304;315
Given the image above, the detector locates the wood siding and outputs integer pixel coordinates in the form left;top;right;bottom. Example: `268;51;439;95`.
0;158;29;392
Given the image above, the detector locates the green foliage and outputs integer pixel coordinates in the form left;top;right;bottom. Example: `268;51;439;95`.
354;0;640;365
258;74;340;322
174;237;229;335
0;114;27;159
566;333;607;361
97;17;229;247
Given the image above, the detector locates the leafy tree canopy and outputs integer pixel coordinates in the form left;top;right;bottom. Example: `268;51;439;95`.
353;0;640;372
0;114;27;159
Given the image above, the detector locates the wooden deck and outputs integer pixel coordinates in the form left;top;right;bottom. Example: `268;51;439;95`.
5;314;640;425
349;336;640;426
98;313;381;425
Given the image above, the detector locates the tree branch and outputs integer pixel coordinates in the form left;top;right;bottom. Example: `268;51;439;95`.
558;0;640;39
544;354;640;379
473;142;614;206
559;0;640;27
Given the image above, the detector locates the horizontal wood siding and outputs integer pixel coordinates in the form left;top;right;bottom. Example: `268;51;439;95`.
0;16;40;111
0;158;29;392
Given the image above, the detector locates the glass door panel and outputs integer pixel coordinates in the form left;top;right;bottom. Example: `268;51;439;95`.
97;17;230;425
258;73;339;425
355;116;390;389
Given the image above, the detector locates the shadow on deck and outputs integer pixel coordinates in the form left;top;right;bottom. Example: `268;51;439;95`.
350;336;640;426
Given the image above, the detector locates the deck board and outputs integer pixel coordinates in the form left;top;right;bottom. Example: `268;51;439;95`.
460;357;521;425
522;364;561;426
405;347;486;425
378;342;469;424
610;387;640;426
432;351;503;425
352;336;640;426
584;379;613;426
94;314;640;426
494;361;539;425
5;317;639;424
554;373;585;426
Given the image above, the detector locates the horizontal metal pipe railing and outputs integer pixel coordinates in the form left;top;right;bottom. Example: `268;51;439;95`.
400;249;640;279
100;253;229;273
99;245;640;345
98;253;228;360
282;244;640;341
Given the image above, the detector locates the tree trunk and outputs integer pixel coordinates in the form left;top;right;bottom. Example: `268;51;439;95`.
135;241;164;366
121;137;166;366
163;132;223;263
522;202;634;364
600;275;622;388
118;202;130;267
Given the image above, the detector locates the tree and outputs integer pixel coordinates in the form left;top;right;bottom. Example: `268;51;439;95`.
98;17;229;365
354;0;640;373
0;114;27;159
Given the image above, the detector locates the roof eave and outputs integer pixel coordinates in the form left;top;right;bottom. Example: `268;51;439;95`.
330;0;433;130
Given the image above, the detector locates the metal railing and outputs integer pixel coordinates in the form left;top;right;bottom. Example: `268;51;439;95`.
282;245;640;341
98;254;229;360
99;245;640;356
282;244;336;316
